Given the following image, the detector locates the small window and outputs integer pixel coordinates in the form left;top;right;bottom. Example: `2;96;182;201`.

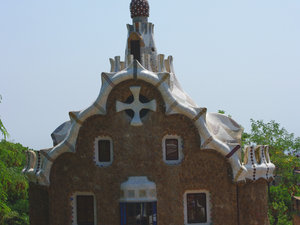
94;137;113;167
187;193;206;223
162;135;183;165
98;140;111;162
72;193;97;225
165;139;179;160
184;191;211;225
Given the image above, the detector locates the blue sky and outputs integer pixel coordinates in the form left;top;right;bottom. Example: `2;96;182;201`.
0;0;299;149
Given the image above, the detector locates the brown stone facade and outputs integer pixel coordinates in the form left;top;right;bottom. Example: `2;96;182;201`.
29;183;49;225
238;179;270;225
29;80;270;225
293;196;300;225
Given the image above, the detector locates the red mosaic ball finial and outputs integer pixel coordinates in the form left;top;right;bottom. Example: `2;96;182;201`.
130;0;150;18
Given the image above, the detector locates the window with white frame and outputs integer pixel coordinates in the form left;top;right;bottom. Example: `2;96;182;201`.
184;191;211;225
162;135;183;164
94;136;113;167
71;193;97;225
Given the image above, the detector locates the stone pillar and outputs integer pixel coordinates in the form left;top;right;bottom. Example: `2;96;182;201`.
28;182;49;225
238;180;270;225
293;196;300;225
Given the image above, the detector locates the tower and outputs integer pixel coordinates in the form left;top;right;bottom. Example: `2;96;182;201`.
125;0;157;70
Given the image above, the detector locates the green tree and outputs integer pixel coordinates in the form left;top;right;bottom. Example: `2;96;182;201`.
0;95;29;224
0;95;8;139
0;140;29;225
243;119;300;225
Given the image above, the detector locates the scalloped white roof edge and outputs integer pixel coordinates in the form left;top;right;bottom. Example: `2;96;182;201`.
23;60;274;186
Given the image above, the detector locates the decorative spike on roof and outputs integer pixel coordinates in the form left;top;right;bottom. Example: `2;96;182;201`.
130;0;149;18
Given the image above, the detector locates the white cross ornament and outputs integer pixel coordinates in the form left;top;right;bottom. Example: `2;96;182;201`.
116;86;157;126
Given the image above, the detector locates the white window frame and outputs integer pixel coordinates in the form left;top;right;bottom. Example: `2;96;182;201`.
183;190;211;225
162;135;183;165
71;192;97;225
94;136;113;167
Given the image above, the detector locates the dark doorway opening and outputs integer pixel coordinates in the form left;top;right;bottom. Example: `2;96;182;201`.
120;202;157;225
76;195;95;225
130;40;141;62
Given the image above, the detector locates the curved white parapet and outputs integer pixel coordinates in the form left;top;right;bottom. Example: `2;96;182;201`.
24;60;274;185
243;145;275;181
264;146;276;178
22;150;37;174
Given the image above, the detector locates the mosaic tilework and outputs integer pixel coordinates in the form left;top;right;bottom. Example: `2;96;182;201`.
35;151;41;175
130;0;149;18
226;145;241;158
250;146;256;181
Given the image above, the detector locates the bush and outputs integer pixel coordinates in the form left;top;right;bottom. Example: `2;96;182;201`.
0;140;29;225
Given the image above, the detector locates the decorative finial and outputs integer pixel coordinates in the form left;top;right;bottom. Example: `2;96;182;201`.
130;0;149;18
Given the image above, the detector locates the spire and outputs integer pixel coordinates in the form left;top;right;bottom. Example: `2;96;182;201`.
130;0;149;19
125;0;157;71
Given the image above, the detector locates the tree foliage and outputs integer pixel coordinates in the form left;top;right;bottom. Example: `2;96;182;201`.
0;140;29;225
0;96;29;224
0;95;8;139
243;119;300;225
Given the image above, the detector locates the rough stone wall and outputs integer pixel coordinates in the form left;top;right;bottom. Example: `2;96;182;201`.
28;182;49;225
238;179;270;225
294;216;300;225
293;197;300;225
43;80;269;225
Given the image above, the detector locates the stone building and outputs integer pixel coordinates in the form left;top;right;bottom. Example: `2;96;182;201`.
293;196;300;225
24;1;275;224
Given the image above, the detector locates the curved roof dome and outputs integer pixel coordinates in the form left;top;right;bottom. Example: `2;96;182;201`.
130;0;149;18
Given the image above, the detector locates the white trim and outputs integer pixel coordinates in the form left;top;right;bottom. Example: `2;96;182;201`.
120;176;157;202
162;135;183;165
27;60;257;186
94;136;113;167
71;192;97;225
183;190;211;225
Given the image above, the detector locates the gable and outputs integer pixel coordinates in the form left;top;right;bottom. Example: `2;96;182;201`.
24;60;274;186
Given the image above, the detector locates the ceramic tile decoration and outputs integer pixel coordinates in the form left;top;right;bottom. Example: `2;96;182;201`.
116;86;156;126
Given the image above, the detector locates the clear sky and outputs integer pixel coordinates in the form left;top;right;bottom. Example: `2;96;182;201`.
0;0;299;150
